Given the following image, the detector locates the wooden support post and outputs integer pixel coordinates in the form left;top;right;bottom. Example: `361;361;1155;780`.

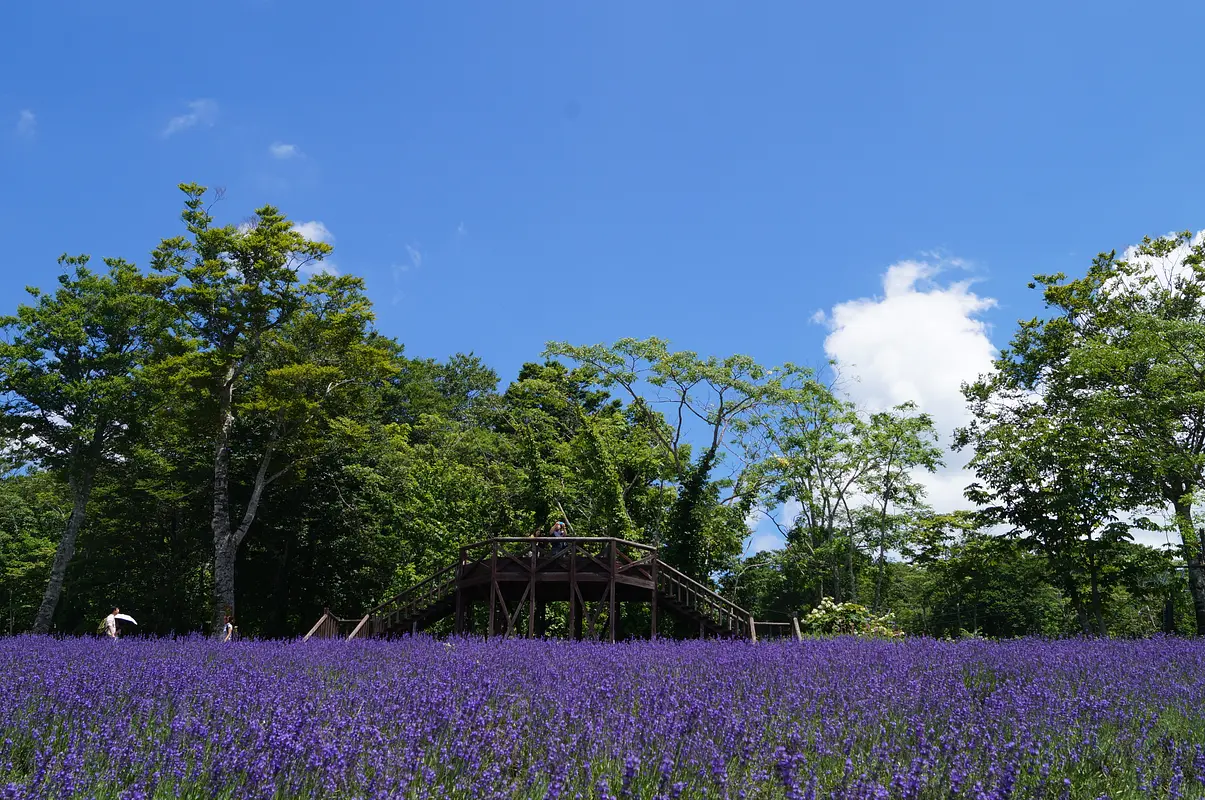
650;558;658;640
792;615;802;641
303;609;330;642
488;541;497;638
348;614;370;641
568;542;578;641
608;540;617;643
749;615;757;643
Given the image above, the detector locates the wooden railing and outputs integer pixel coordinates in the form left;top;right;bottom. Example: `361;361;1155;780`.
751;619;803;641
302;609;363;641
459;536;656;567
654;561;754;638
367;562;461;634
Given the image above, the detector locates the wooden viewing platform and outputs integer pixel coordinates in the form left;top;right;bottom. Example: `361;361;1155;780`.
304;537;798;642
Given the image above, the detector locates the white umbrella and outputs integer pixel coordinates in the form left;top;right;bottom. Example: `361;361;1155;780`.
114;613;137;625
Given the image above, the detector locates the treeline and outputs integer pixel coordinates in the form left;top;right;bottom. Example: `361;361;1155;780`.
0;185;1198;638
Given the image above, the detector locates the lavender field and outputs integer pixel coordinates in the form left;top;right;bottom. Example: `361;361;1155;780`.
1;637;1204;799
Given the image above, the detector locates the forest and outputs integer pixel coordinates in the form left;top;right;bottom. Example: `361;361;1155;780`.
0;184;1201;640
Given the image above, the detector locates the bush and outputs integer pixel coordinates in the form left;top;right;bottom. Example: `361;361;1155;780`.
802;598;902;638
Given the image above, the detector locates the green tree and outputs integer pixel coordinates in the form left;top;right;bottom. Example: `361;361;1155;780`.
859;404;943;610
958;380;1141;635
993;232;1205;632
544;339;808;579
744;389;940;608
152;184;391;631
0;472;67;633
744;382;867;603
0;256;172;632
901;512;1066;637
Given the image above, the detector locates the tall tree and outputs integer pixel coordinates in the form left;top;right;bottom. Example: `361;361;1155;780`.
744;380;868;603
0;256;172;632
860;404;943;611
152;184;390;631
544;339;809;579
958;385;1139;635
995;233;1205;632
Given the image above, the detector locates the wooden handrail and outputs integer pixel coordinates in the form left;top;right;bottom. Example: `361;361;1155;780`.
461;536;657;553
347;614;371;640
654;561;752;620
302;611;331;642
368;561;460;617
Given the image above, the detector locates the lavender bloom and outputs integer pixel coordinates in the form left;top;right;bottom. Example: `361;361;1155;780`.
0;636;1202;797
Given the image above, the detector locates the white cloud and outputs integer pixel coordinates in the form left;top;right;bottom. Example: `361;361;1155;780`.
1114;229;1205;299
745;498;802;555
293;220;333;244
405;244;422;270
291;221;337;275
389;246;424;305
162;99;218;137
748;532;784;556
15;109;35;139
269;142;301;159
817;257;998;514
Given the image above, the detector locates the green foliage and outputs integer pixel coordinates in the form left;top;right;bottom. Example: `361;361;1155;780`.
960;231;1205;633
0;255;174;477
0;472;66;632
544;338;810;580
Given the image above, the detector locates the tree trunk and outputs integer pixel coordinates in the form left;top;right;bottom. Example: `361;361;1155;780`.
874;546;887;611
211;368;238;633
1064;577;1090;635
210;367;284;634
1171;498;1205;635
31;471;94;634
872;472;894;612
1085;537;1107;637
846;534;857;603
213;536;237;634
1088;562;1106;637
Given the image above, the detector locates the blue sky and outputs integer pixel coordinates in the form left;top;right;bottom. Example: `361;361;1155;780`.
3;2;1203;550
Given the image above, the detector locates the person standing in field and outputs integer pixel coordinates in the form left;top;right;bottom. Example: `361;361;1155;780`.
102;607;119;639
222;614;234;642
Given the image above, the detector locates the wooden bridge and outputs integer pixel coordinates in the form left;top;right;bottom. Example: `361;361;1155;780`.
305;537;798;642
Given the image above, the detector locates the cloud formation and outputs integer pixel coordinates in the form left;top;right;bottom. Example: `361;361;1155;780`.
15;109;35;139
292;221;333;244
162;99;218;138
291;221;337;275
745;256;996;556
269;142;301;159
816;257;997;514
405;244;422;271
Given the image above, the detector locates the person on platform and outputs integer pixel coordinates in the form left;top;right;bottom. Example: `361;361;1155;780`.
550;520;568;554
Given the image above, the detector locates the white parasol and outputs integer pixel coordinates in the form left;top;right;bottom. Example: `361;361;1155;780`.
114;613;137;625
